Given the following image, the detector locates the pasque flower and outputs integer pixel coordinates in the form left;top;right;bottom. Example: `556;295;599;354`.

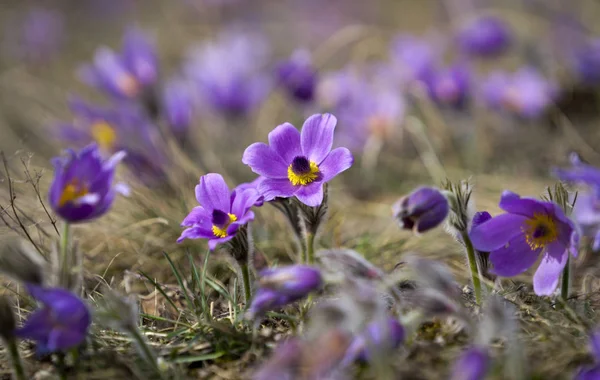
177;173;260;250
49;144;128;223
162;78;195;136
470;191;576;295
425;63;471;108
277;49;317;103
341;318;405;365
577;329;600;380
450;346;491;380
393;186;449;234
16;284;90;353
242;114;353;207
457;16;511;57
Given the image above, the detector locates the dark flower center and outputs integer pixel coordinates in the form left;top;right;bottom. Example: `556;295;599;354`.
212;209;230;228
291;156;312;175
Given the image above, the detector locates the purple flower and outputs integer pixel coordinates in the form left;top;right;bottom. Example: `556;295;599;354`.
242;114;354;207
78;28;158;99
481;68;558;119
253;338;302;380
450;346;490;380
457;16;511;57
247;288;301;320
571;39;600;84
425;63;471;108
177;173;260;250
341;318;405;365
577;330;600;380
162;78;195;135
185;31;271;116
393;187;449;234
390;35;437;86
234;178;265;207
49;144;128;223
16;284;90;353
277;49;317;103
470;191;576;295
258;265;323;297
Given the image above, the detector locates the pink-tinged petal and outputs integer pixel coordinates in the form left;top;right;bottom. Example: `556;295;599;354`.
498;190;547;218
268;123;302;163
231;188;260;217
208;236;234;251
301;113;337;164
489;233;541;277
181;206;212;227
533;242;568;296
470;213;527;252
295;182;324;207
177;227;214;243
195;173;230;212
319;147;354;182
242;142;288;178
258;178;297;201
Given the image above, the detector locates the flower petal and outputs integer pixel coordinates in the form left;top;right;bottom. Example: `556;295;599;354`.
242;143;288;178
301;113;337;164
268;123;301;163
46;328;86;352
498;190;548;218
295;182;324;207
533;242;568;296
231;188;260;217
489;233;541;277
177;226;214;243
258;178;297;202
469;213;526;252
181;206;212;228
195;173;230;212
319;147;354;182
208;236;234;250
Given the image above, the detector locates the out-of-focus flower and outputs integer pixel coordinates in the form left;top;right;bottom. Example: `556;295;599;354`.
341;318;405;365
576;330;600;380
570;39;600;85
456;16;511;57
0;296;16;340
177;173;260;250
253;338;302;380
450;346;491;380
390;35;437;86
470;191;576;295
393;186;449;234
78;28;158;99
317;249;384;281
16;284;90;353
185;31;271;116
242;114;353;207
49;144;129;223
481;68;558;119
162;78;195;136
425;63;471;108
277;49;317;103
258;265;323;297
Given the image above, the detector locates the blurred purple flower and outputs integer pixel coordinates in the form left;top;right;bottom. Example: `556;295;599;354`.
571;38;600;85
243;114;353;207
577;330;600;380
457;16;511;57
49;144;129;223
253;338;302;380
341;318;405;365
393;186;449;234
450;346;491;380
425;63;471;108
17;284;90;353
258;265;323;297
162;78;195;136
185;31;271;116
390;35;437;86
481;68;558;119
177;173;260;250
277;49;317;103
79;28;158;99
470;191;576;295
4;8;64;63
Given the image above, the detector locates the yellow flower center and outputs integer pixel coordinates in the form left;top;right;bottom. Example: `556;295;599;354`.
91;121;117;150
522;213;559;250
58;180;89;207
287;157;320;186
212;213;238;238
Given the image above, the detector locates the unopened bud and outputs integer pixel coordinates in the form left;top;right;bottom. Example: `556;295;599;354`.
393;187;449;234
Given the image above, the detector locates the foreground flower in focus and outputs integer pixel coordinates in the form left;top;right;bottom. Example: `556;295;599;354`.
277;49;317;103
49;144;128;223
393;187;449;234
177;173;260;250
470;191;576;295
242;114;353;207
17;284;90;353
457;16;511;57
450;346;491;380
577;330;600;380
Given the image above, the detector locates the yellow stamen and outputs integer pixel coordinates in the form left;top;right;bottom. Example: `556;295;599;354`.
90;121;117;150
522;213;559;250
287;161;320;186
211;213;238;238
58;180;89;207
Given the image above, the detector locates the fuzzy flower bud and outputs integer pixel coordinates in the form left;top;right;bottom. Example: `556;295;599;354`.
342;318;405;365
258;265;323;297
450;346;491;380
393;186;449;234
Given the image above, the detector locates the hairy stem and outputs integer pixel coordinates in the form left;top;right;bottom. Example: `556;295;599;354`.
240;263;252;306
5;337;26;380
59;222;71;288
130;327;164;379
561;256;571;301
305;233;315;265
461;231;482;305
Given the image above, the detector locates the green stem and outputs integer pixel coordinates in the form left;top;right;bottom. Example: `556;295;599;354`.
130;327;164;380
461;231;482;305
561;256;571;301
56;353;67;380
306;233;315;265
5;337;26;380
59;222;71;288
240;263;252;306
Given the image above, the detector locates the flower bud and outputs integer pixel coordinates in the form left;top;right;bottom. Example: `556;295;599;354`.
317;249;384;281
253;338;302;380
393;186;449;234
342;317;405;365
258;265;322;297
450;346;491;380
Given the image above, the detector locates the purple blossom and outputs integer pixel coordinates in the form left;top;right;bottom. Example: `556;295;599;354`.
16;284;91;353
49;144;129;223
457;16;511;57
253;338;302;380
570;38;600;84
450;346;491;380
162;78;195;135
390;35;437;86
481;68;558;119
277;49;317;103
577;330;600;380
177;173;260;250
78;28;158;99
258;265;323;297
470;191;576;295
393;187;449;234
425;63;471;108
341;318;405;365
242;114;353;207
